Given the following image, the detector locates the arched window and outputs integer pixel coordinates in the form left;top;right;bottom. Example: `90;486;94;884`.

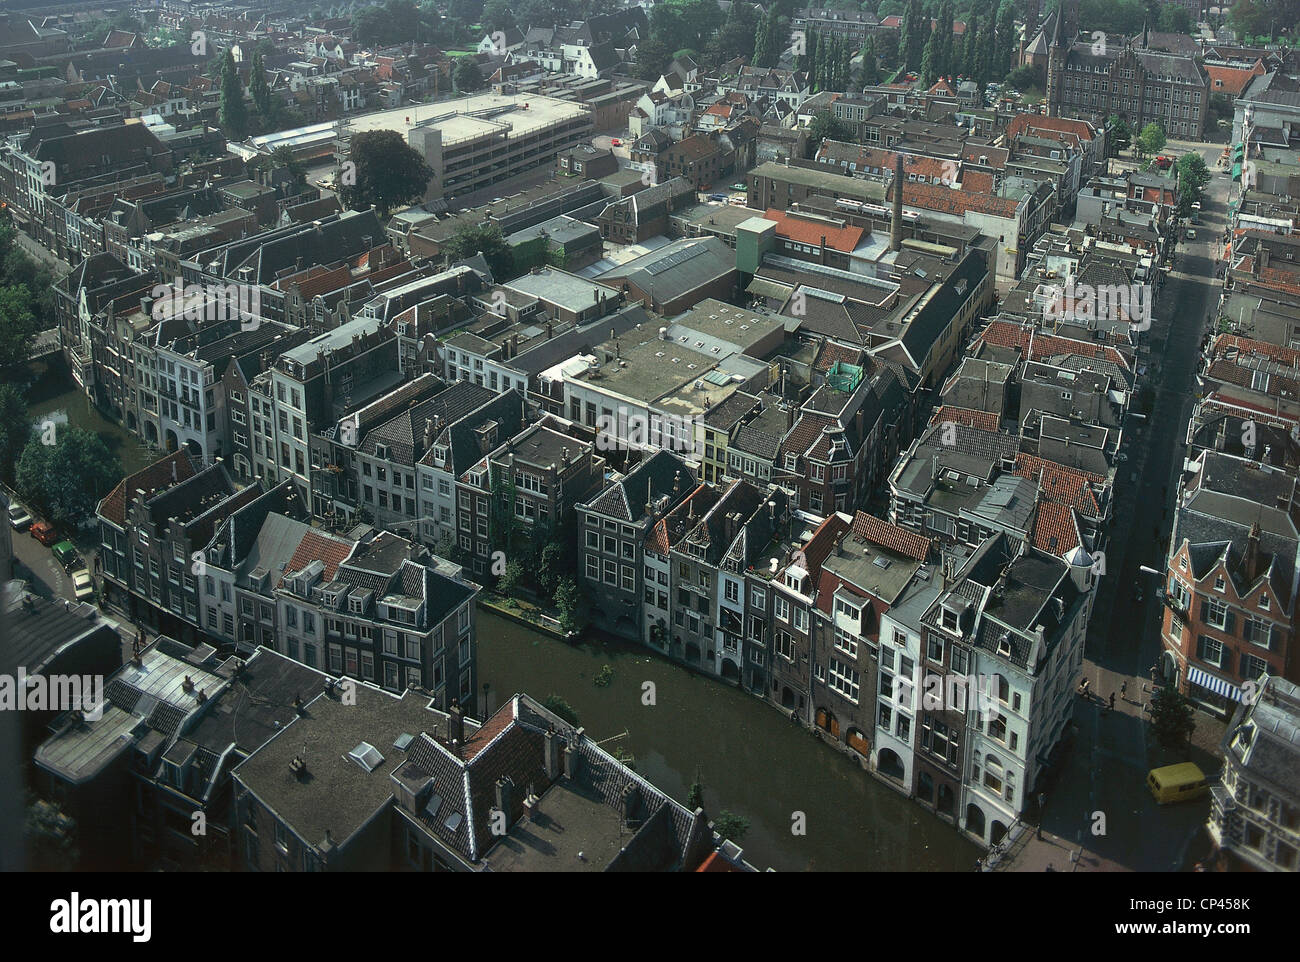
984;753;1003;794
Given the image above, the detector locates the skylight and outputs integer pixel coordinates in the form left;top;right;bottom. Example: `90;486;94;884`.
347;742;385;773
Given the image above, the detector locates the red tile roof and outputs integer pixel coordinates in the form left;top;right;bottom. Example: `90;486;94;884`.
1005;114;1097;143
793;512;853;579
903;180;1019;218
930;405;999;433
1205;63;1265;97
977;319;1131;371
962;169;994;193
1213;333;1300;368
850;511;931;562
98;451;196;527
463;707;513;760
1014;453;1105;517
764;208;864;252
285;530;354;585
1032;499;1080;554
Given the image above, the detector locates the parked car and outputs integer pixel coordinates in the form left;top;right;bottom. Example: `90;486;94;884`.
71;569;94;602
31;520;57;545
52;540;79;569
7;503;32;531
1153;155;1174;170
1186;228;1196;240
611;138;622;146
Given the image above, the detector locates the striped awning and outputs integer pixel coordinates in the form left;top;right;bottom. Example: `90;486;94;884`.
1187;665;1243;702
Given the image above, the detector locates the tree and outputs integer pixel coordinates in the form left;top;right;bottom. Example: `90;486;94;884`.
1157;3;1192;33
1137;121;1167;158
920;29;937;85
994;0;1016;80
713;811;750;843
538;540;566;602
935;0;954;79
875;30;899;72
857;36;879;87
554;576;585;635
270;145;307;188
15;428;121;529
708;1;757;65
497;557;527;593
1150;683;1195;752
543;693;580;726
1176;152;1211;215
249;50;272;123
1108;114;1132;155
25;797;78;871
442;223;514;280
686;771;704;810
482;0;514;33
455;57;485;93
0;384;30;486
805;109;853;156
899;0;918;69
636;36;672;79
219;49;248;140
0;285;40;370
338;129;434;219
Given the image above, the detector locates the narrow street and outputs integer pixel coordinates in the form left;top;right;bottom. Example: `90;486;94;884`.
1005;147;1229;871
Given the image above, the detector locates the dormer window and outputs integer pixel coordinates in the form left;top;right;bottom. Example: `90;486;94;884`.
349;595;365;614
941;607;959;632
1215;576;1226;593
1259;593;1270;611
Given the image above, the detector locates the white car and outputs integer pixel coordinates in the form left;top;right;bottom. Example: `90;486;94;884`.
7;503;32;530
1186;229;1197;239
71;569;94;602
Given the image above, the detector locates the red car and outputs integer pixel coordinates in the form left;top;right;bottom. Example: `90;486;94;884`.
31;520;57;545
1154;155;1174;170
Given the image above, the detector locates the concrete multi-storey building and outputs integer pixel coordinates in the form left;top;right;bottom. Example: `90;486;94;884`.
360;93;594;203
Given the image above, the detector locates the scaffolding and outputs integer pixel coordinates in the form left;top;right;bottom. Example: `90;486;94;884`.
826;361;863;393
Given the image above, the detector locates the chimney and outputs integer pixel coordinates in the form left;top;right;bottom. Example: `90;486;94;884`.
820;234;828;265
448;698;464;749
494;776;513;818
891;152;904;252
1244;521;1262;584
423;417;433;449
544;727;562;778
563;738;580;778
1260;245;1271;272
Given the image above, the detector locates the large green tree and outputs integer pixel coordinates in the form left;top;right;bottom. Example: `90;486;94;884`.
0;284;40;371
1150;683;1196;752
1137;121;1167;158
15;428;122;529
0;384;30;486
338;129;435;219
455;56;485;93
805;110;854;156
249;50;272;123
219;49;248;140
1176;152;1211;215
442;223;515;280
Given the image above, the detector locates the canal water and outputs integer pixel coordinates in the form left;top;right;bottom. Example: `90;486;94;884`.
19;355;154;478
477;609;981;871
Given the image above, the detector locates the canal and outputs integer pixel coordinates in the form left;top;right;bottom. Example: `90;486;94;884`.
477;609;981;871
19;355;154;478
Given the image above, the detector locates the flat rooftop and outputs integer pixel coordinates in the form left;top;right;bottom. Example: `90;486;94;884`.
478;778;629;871
349;93;590;146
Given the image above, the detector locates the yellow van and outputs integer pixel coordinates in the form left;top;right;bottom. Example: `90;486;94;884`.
1147;763;1209;804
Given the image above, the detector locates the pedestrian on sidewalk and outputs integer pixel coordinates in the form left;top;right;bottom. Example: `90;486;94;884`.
974;857;983;873
1109;692;1116;711
1120;681;1128;700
